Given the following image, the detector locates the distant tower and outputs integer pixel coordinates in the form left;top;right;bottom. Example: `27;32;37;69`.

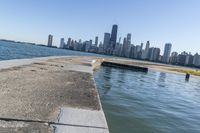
103;33;110;52
47;34;53;47
163;43;172;63
142;41;150;60
89;40;93;45
122;37;127;57
124;33;132;57
127;33;131;45
60;38;65;48
145;41;150;58
95;36;98;46
145;41;150;50
109;24;118;51
140;43;143;51
118;37;121;44
67;38;72;48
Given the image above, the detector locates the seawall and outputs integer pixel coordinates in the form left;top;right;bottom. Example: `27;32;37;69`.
0;56;109;133
0;56;149;133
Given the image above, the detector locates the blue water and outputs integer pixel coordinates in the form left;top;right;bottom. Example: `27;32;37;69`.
0;40;102;60
94;67;200;133
1;40;200;133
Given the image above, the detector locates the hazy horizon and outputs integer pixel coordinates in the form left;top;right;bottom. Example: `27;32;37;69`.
0;0;200;54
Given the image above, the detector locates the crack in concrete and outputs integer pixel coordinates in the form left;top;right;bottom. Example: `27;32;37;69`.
0;117;108;130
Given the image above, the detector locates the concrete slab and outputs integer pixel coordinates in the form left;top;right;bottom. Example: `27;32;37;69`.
64;63;93;74
55;125;109;133
54;107;109;133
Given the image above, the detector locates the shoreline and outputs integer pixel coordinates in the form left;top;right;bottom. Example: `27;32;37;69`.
105;57;200;78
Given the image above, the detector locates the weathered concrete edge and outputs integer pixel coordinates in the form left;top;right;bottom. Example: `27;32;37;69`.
0;56;78;70
0;56;109;132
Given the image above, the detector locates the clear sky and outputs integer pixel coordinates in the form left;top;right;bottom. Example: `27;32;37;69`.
0;0;200;54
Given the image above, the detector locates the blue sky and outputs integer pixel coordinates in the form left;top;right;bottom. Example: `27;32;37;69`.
0;0;200;54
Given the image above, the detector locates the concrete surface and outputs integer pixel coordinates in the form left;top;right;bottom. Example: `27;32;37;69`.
54;107;109;133
0;56;109;133
0;56;66;70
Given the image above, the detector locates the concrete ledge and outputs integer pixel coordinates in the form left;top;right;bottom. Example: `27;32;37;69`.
101;61;148;72
0;56;109;133
0;56;150;133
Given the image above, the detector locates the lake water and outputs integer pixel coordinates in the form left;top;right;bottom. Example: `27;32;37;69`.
1;40;200;133
0;40;101;60
94;67;200;133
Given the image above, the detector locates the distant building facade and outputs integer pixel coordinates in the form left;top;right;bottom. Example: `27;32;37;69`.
60;38;65;48
95;36;98;46
162;43;172;63
54;24;200;68
193;53;200;67
47;34;53;47
170;52;178;64
103;33;111;53
142;41;150;60
108;24;118;54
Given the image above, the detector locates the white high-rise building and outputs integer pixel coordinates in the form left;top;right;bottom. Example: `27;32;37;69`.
141;41;150;60
60;38;65;48
126;33;132;57
122;37;127;57
127;33;131;45
47;34;53;47
66;38;72;48
193;53;200;66
162;43;172;63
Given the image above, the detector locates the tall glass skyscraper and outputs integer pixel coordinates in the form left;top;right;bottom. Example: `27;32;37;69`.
163;43;172;63
109;24;118;50
127;33;131;45
103;33;110;52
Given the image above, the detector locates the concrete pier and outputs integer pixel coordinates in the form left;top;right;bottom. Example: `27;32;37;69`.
0;56;109;133
0;56;149;132
101;61;148;72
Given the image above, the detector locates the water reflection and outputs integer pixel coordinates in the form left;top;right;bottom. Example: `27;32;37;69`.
94;67;200;133
159;72;167;82
102;67;112;94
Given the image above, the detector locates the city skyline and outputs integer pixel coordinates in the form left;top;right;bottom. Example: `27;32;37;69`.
0;0;200;54
51;24;200;68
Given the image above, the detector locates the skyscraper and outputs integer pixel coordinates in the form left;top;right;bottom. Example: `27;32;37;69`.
95;36;98;46
140;43;143;51
60;38;65;48
66;38;72;48
170;52;178;64
103;33;110;52
122;37;127;57
127;33;131;45
163;43;172;63
142;41;150;60
126;33;132;57
149;48;160;62
193;53;200;66
47;34;53;47
89;40;93;45
109;24;118;53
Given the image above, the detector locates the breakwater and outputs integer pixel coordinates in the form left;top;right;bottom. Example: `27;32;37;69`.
0;56;109;133
101;61;148;72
